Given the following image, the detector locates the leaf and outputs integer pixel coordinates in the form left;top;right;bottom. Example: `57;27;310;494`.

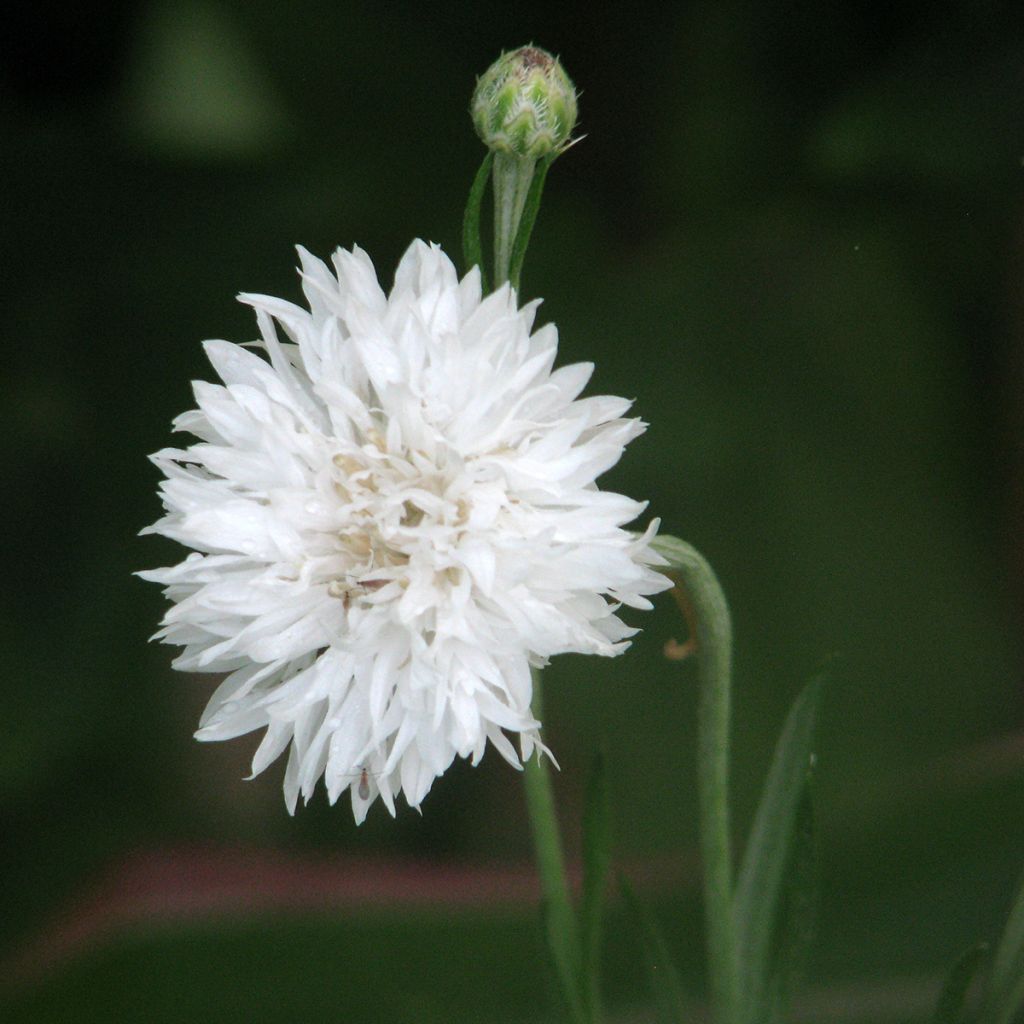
733;674;824;1024
981;867;1024;1024
764;793;818;1023
619;872;688;1024
507;154;553;291
461;152;492;289
932;943;988;1024
581;753;612;1021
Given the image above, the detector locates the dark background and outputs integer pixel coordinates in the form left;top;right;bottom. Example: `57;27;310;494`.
2;2;1024;1021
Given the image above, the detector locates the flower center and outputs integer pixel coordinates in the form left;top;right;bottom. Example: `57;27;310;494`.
322;441;475;607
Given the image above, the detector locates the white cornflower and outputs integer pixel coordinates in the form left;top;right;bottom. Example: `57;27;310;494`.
141;240;669;822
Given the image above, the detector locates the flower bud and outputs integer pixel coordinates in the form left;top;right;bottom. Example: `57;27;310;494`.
471;46;578;159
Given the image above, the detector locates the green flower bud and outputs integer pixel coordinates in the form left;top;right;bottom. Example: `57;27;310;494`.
471;46;578;159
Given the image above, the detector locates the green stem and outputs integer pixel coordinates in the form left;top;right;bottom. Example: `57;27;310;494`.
508;155;552;292
523;667;587;1024
492;152;537;286
655;536;740;1024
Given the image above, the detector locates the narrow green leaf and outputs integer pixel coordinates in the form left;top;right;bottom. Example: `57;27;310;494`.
933;943;988;1024
981;867;1024;1024
461;152;492;290
733;674;824;1024
581;752;612;1021
619;872;688;1024
507;154;552;291
764;793;818;1023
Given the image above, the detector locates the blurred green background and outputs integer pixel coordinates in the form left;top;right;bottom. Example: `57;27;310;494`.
2;2;1024;1021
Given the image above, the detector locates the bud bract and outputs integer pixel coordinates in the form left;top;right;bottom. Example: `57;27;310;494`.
471;46;578;159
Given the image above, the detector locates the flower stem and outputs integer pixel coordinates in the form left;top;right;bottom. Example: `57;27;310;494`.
654;536;740;1024
492;152;537;287
523;667;588;1023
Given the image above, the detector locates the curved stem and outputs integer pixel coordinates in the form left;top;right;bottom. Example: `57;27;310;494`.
655;536;739;1024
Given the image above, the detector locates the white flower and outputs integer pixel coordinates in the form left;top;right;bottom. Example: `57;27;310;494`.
141;240;669;823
